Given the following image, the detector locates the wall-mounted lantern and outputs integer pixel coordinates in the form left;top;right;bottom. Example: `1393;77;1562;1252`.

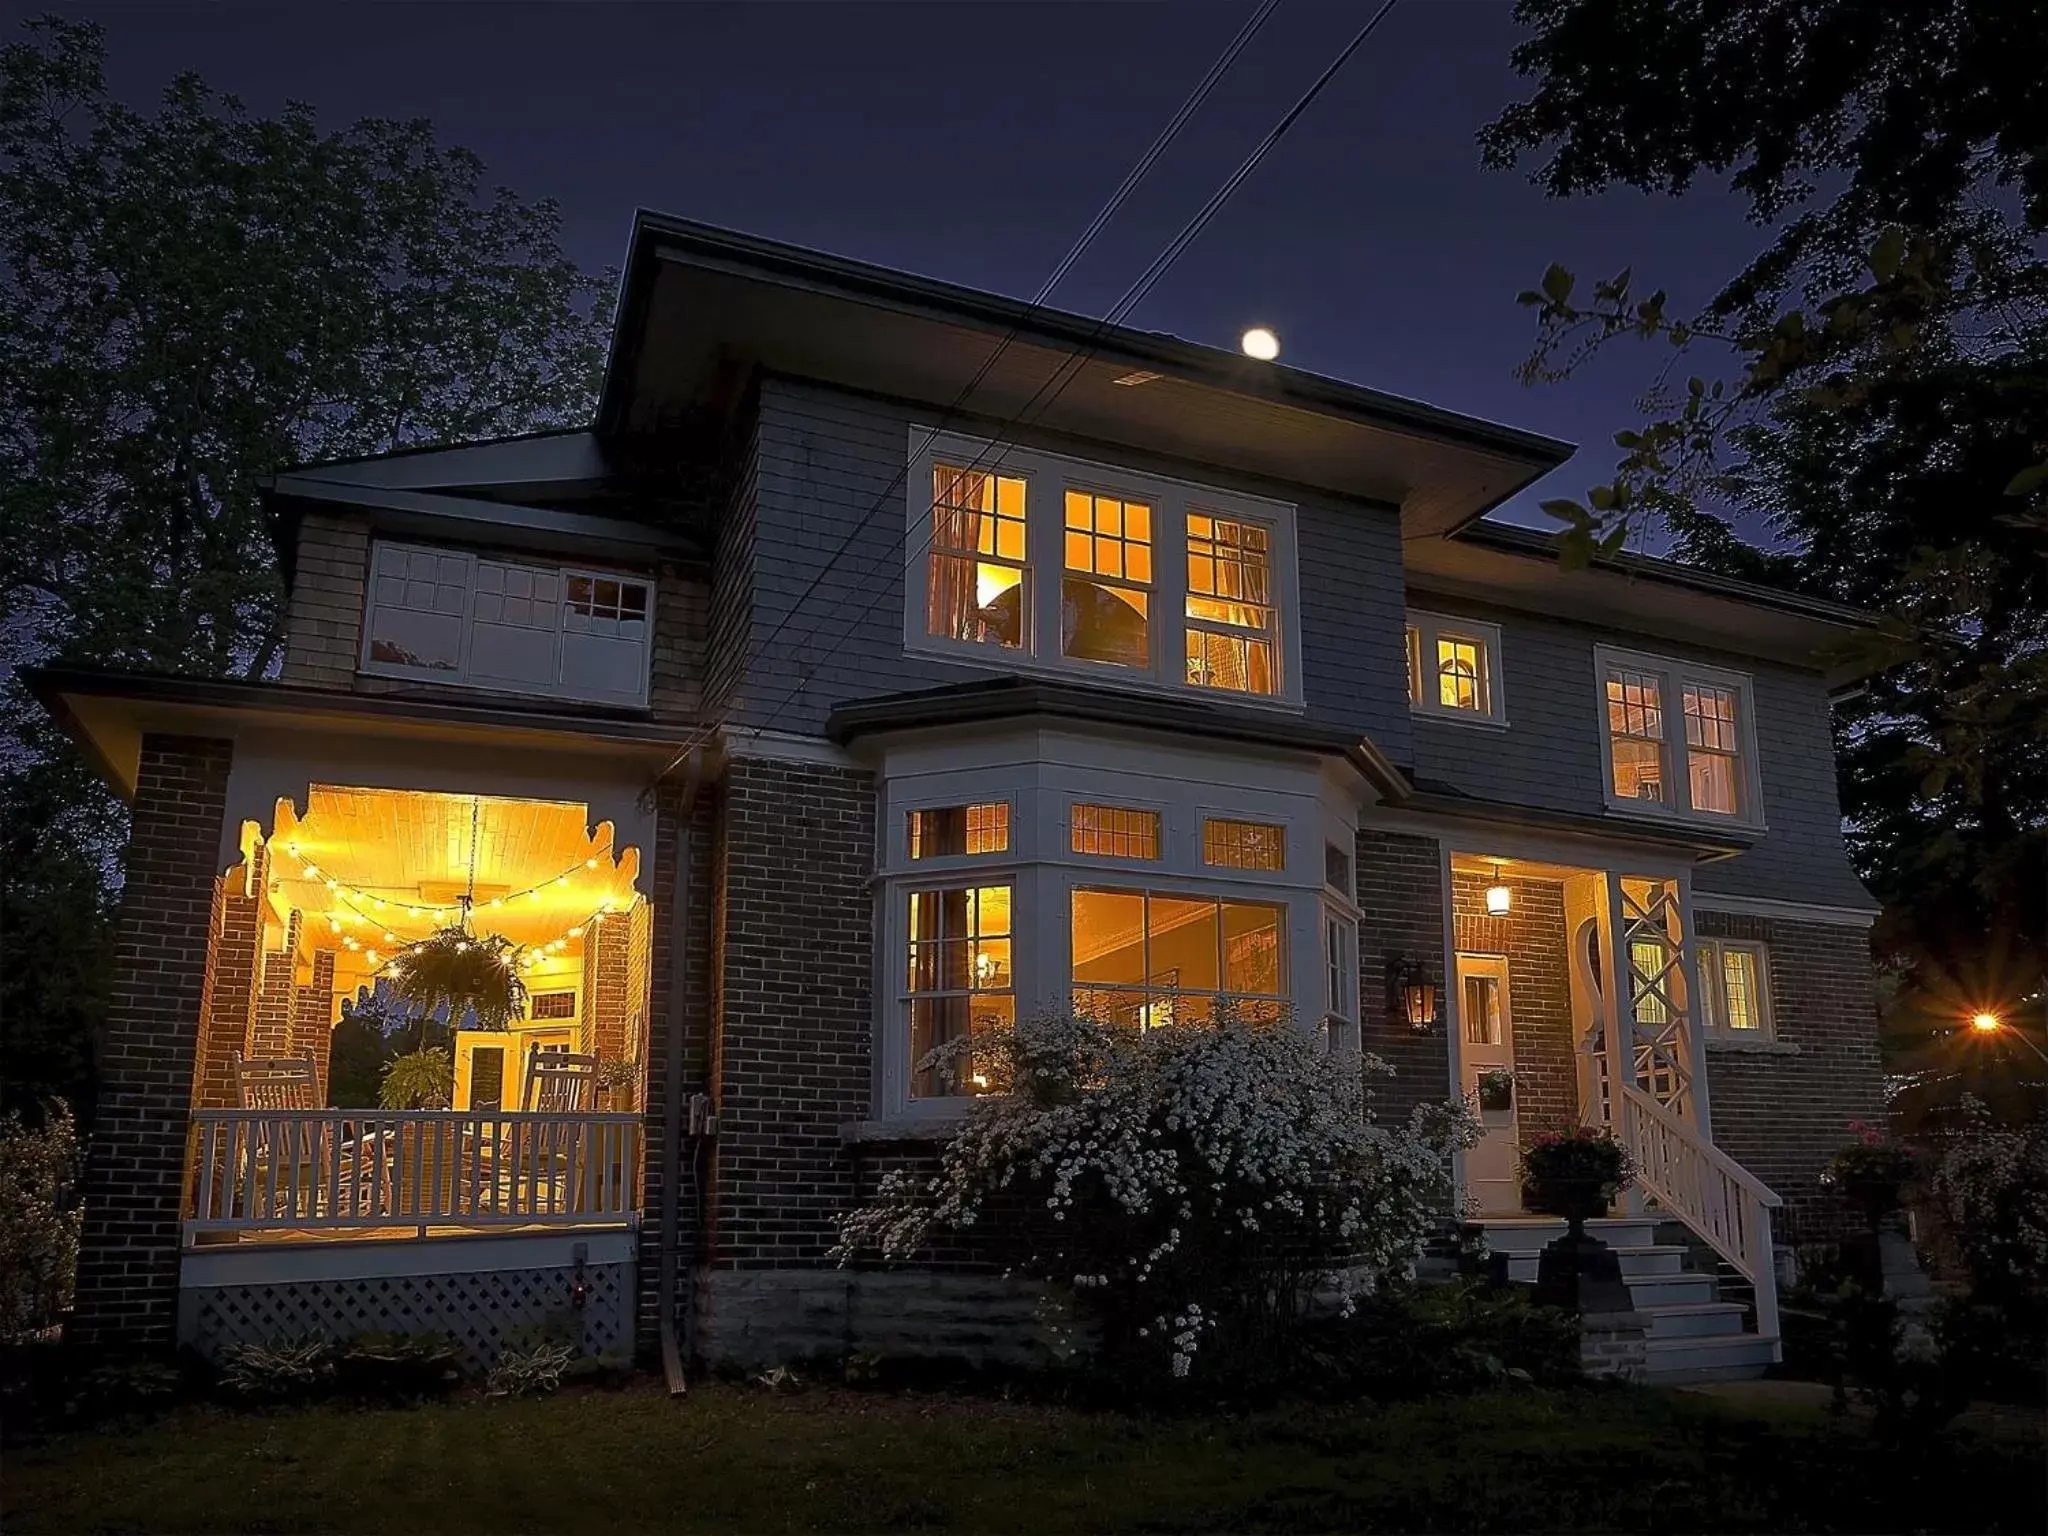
1389;954;1440;1032
1485;861;1512;916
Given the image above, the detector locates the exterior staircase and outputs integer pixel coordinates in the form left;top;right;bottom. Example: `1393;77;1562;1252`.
1480;1215;1778;1383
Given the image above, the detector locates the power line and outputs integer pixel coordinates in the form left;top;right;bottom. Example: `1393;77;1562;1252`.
730;0;1403;747
642;0;1280;792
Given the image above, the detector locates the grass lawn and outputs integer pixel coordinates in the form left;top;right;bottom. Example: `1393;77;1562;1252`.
5;1378;2042;1534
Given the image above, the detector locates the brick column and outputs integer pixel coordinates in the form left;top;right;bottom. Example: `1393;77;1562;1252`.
587;912;633;1062
249;910;300;1058
1356;829;1452;1127
192;844;265;1108
71;733;233;1350
291;949;337;1098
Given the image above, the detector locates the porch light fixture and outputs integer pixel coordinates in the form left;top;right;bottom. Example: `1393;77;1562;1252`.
1485;862;1512;916
1389;955;1439;1032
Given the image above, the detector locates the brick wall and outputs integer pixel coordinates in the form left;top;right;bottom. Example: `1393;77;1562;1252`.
1698;910;1883;1242
586;911;633;1062
193;847;265;1109
1354;829;1452;1126
1450;871;1579;1141
707;756;876;1269
292;949;337;1098
71;734;232;1349
249;911;300;1058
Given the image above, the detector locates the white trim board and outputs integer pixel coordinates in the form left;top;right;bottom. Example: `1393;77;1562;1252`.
180;1227;636;1287
1692;892;1879;928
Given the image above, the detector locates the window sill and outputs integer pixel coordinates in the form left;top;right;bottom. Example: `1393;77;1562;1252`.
1409;704;1510;731
1703;1036;1800;1056
840;1113;971;1145
900;640;1308;717
1598;798;1766;838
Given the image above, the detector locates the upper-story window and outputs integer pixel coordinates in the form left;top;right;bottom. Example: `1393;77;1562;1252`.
361;540;652;707
907;431;1301;705
1405;611;1504;723
1595;646;1763;827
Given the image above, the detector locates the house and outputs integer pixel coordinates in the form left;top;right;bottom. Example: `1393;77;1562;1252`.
34;213;1883;1381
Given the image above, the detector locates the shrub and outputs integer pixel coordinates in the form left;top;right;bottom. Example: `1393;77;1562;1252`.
1316;1279;1582;1399
1823;1120;1920;1224
834;1008;1480;1384
0;1103;82;1341
1926;1100;2048;1306
217;1339;335;1402
487;1337;577;1397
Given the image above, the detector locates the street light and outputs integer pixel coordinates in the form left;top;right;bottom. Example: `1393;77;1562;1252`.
1969;1010;2048;1066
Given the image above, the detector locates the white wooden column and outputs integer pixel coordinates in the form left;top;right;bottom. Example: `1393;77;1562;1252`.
1675;869;1715;1143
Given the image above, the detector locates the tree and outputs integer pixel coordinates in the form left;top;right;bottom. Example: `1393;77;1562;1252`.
0;17;612;1115
1479;0;2048;1036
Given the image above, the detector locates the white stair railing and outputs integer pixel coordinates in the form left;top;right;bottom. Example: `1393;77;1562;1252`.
1615;1083;1783;1347
185;1109;643;1237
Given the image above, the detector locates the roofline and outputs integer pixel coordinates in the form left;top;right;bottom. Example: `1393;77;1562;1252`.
276;426;595;478
1451;521;1879;628
596;211;1576;478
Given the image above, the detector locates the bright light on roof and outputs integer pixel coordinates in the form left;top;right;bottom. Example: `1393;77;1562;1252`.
1240;326;1281;362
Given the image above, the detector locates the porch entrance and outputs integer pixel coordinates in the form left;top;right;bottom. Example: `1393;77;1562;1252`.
1455;954;1520;1216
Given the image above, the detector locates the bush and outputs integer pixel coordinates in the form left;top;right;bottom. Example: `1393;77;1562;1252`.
834;1008;1480;1385
487;1337;577;1397
0;1103;81;1341
1314;1279;1582;1399
1926;1100;2048;1306
331;1332;464;1401
217;1339;334;1402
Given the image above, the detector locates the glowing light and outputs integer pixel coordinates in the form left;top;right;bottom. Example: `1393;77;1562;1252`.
302;862;320;878
1240;326;1281;361
567;926;584;939
365;950;378;966
586;858;598;869
325;879;340;892
1485;862;1512;916
1972;1012;2002;1033
383;932;397;945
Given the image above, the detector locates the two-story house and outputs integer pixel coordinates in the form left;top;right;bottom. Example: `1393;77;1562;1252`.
36;213;1883;1382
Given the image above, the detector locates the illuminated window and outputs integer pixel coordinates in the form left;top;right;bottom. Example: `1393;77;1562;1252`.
1185;514;1277;695
1628;938;1672;1025
1463;974;1504;1045
1071;887;1287;1029
1202;818;1285;871
906;884;1014;1097
1405;612;1502;720
926;465;1028;649
1698;938;1773;1036
530;991;577;1021
1071;804;1161;860
1596;648;1758;824
908;803;1010;859
1062;488;1153;668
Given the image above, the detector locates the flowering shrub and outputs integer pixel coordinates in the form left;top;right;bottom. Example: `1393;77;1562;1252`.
1823;1120;1919;1221
0;1103;82;1341
1518;1127;1633;1215
1926;1100;2048;1307
834;1008;1480;1383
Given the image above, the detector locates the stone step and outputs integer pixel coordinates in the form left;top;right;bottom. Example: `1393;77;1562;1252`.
1479;1218;1659;1253
1502;1244;1689;1283
1641;1332;1777;1383
1640;1300;1749;1340
1622;1271;1718;1308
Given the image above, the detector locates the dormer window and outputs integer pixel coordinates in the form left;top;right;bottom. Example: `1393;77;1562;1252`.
905;432;1301;706
1406;611;1504;723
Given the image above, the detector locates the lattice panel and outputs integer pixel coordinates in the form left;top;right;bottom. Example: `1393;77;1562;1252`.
183;1261;633;1370
1618;877;1697;1120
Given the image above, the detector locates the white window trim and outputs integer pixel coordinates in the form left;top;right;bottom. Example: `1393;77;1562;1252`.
1593;644;1765;831
1405;610;1508;726
359;539;654;708
1696;937;1776;1040
903;428;1306;710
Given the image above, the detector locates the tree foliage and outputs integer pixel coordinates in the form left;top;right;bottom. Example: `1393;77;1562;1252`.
1482;0;2048;1017
0;17;611;1115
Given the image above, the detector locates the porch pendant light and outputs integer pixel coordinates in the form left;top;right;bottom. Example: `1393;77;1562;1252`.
1485;862;1513;916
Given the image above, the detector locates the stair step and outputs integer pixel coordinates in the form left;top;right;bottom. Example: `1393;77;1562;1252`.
1640;1300;1749;1340
1479;1218;1659;1253
1641;1333;1778;1383
1502;1244;1689;1282
1624;1271;1718;1307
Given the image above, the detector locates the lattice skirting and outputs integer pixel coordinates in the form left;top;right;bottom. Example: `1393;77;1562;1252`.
180;1259;635;1371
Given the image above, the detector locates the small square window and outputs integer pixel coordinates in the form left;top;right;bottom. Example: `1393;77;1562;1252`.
1202;818;1285;870
1405;612;1503;722
908;803;1010;859
1324;842;1353;898
1071;804;1160;860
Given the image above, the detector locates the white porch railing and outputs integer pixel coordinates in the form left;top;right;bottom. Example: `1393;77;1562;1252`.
1616;1083;1783;1347
185;1109;643;1237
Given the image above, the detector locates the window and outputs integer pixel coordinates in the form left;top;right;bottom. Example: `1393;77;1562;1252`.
1324;841;1354;899
926;465;1028;649
1322;908;1358;1027
908;803;1010;859
530;991;577;1021
906;884;1014;1098
1203;818;1285;871
1697;939;1773;1036
1071;888;1287;1028
1404;612;1504;722
906;432;1299;703
1463;974;1504;1045
1596;647;1761;825
1628;938;1671;1025
362;541;652;707
1185;514;1277;696
1071;804;1161;860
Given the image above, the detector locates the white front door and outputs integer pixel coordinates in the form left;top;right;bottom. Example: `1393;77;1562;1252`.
1456;953;1521;1216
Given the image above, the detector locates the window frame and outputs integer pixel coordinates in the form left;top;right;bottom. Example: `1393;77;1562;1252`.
1593;645;1765;831
1404;610;1507;726
1068;883;1292;1031
1695;937;1776;1039
903;429;1304;708
359;539;654;707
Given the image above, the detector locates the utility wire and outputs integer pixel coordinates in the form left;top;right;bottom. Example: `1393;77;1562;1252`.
729;0;1403;747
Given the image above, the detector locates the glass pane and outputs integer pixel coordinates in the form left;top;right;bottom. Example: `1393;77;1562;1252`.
1437;638;1483;711
928;553;1023;648
1072;888;1147;987
1149;894;1221;993
1221;900;1284;996
1203;819;1285;870
1698;943;1723;1030
1688;751;1739;815
1071;804;1160;859
1629;939;1670;1024
1611;738;1667;804
1062;577;1150;667
1463;976;1500;1045
1722;948;1761;1030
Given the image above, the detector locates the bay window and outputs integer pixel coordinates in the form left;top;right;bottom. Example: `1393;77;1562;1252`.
1070;888;1287;1028
906;431;1300;704
905;883;1014;1098
1595;646;1762;827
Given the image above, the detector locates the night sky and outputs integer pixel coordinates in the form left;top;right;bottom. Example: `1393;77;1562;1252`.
73;2;1765;532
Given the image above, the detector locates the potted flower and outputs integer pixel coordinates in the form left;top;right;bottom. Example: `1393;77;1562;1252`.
1520;1127;1635;1235
1477;1067;1515;1113
594;1056;640;1113
1822;1120;1917;1229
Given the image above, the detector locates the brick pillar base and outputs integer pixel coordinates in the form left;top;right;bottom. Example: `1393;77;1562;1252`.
70;734;233;1350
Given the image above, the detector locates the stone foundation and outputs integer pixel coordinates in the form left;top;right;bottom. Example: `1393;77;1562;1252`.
1579;1309;1647;1380
694;1268;1047;1368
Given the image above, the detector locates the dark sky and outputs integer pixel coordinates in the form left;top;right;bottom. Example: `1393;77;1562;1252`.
69;2;1764;532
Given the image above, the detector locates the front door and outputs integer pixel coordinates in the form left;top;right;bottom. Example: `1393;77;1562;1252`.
1456;954;1521;1215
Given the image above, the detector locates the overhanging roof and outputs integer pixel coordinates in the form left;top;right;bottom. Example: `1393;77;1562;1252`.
27;669;695;802
599;212;1574;537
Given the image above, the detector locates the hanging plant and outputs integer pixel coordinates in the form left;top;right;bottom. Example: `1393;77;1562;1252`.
385;926;529;1030
379;1047;454;1110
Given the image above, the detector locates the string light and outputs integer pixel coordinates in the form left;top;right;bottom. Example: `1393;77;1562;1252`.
267;838;617;929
